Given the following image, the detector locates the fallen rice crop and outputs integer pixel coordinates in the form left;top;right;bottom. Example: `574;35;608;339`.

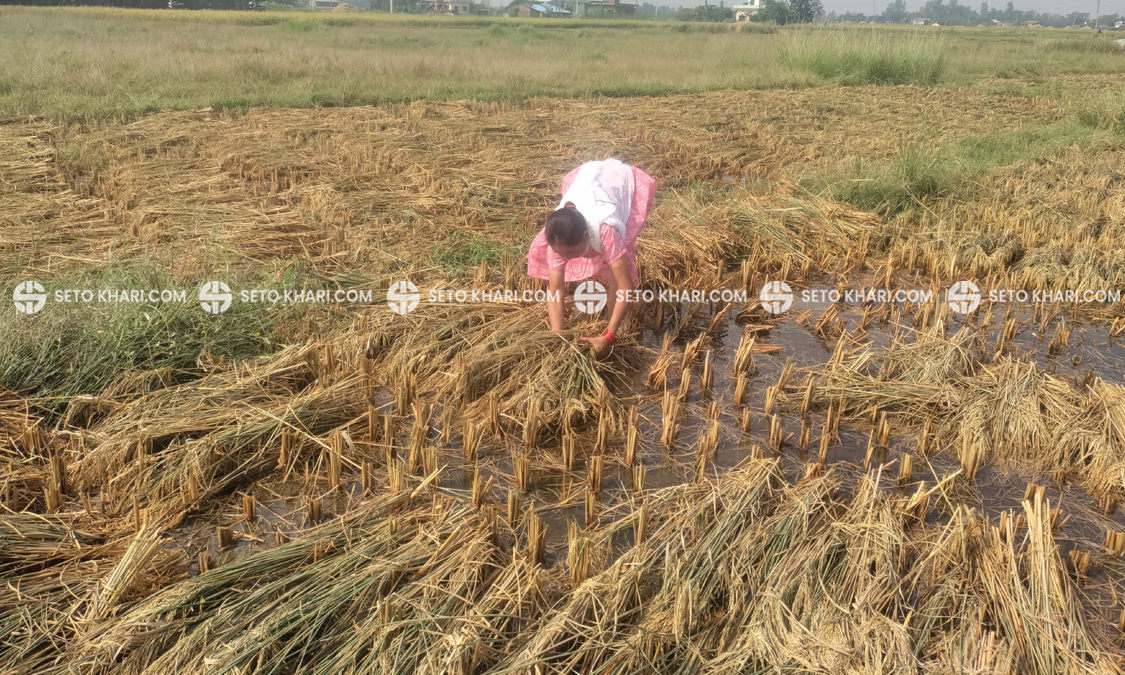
4;82;1125;674
8;463;1122;674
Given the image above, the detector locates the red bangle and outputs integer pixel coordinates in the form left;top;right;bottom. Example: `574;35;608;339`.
602;330;616;345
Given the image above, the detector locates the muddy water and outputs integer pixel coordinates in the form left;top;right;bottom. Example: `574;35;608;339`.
175;297;1125;623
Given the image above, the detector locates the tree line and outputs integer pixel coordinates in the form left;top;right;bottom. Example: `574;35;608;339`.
836;0;1113;27
675;0;1118;26
674;0;819;23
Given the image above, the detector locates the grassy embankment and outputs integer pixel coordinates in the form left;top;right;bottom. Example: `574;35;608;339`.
1;7;1124;119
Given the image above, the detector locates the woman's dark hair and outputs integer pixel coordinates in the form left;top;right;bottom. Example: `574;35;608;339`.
545;204;587;247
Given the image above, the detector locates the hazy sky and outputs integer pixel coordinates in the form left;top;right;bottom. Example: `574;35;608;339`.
662;0;1121;18
823;0;1116;14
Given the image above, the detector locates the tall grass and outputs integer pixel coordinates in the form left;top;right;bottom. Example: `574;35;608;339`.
778;27;947;85
1042;37;1122;54
0;265;277;408
808;147;953;216
0;6;787;119
2;8;1125;119
1076;91;1125;134
803;119;1125;215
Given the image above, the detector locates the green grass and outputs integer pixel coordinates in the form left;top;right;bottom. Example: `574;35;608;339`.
432;232;522;276
278;17;327;32
1;8;1124;120
0;7;792;119
1077;91;1125;134
778;27;947;86
0;262;362;409
801;119;1124;215
1042;37;1123;54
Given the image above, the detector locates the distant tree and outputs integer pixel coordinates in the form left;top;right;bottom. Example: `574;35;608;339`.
920;0;980;24
882;0;908;22
675;3;732;20
791;0;1096;25
789;0;820;22
753;0;792;23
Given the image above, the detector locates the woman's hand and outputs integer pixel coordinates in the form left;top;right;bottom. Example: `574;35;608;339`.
580;335;612;359
579;259;631;358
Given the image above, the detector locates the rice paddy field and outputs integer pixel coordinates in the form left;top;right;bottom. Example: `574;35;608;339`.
5;8;1125;674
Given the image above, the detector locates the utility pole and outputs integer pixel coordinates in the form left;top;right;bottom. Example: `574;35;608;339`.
1094;0;1100;30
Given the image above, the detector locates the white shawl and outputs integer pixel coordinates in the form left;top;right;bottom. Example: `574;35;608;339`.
557;159;634;253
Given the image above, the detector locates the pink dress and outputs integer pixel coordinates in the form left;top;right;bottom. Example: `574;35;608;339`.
527;164;656;286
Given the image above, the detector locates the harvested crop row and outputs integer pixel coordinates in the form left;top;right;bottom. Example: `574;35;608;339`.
0;87;1058;283
6;462;1116;675
810;322;1125;496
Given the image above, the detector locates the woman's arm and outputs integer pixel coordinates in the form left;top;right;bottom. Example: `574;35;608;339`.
605;257;632;336
581;257;632;358
547;268;566;331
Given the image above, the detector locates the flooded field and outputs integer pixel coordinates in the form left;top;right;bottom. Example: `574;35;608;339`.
5;80;1125;673
160;292;1125;648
